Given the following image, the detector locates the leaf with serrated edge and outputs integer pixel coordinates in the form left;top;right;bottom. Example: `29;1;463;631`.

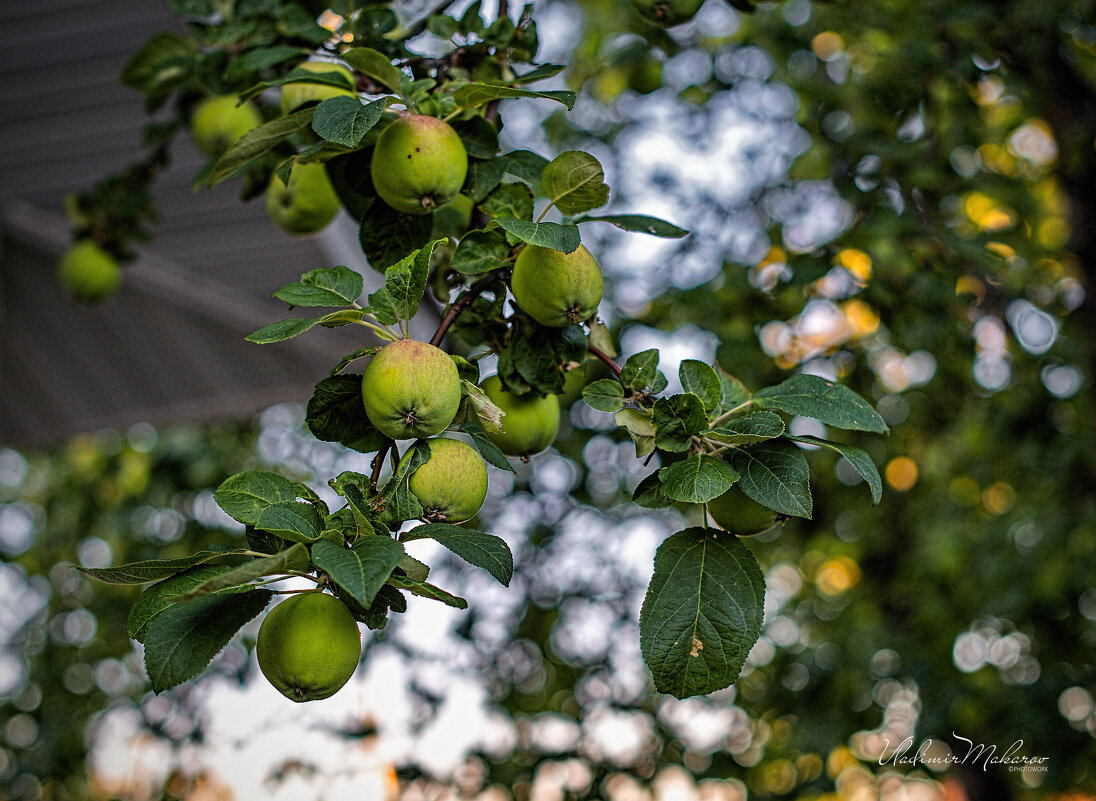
128;565;240;642
214;471;298;526
753;374;888;433
254;501;324;543
172;544;310;602
493;218;580;253
77;546;249;585
452;229;510;275
402;523;513;586
209;109;314;187
615;408;655;458
658;455;740;503
312;96;388;148
274;265;364;307
143;589;272;693
788;435;882;504
582;379;624;412
311;537;405;608
463;380;504;431
717;368;751;412
640;528;764;698
459;415;517;474
679;360;721;412
730;441;812;518
342;46;404;91
541;151;609;215
651;394;708;453
387;575;468;608
619;349;659;392
705;411;785;445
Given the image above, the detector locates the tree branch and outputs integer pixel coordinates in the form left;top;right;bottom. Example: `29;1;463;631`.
430;268;510;347
587;343;622;378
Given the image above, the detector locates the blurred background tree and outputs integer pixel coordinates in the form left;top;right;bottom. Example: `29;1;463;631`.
0;0;1094;799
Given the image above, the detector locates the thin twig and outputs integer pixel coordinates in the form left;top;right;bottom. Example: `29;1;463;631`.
370;441;391;492
430;267;510;347
587;343;622;378
709;400;753;427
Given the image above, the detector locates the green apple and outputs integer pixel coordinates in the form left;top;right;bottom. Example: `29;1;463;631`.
264;161;341;235
510;244;603;327
361;339;462;440
402;437;488;523
280;61;357;114
481;375;560;458
57;240;121;304
707;485;780;536
632;0;704;27
370;115;468;215
189;95;262;157
256;591;361;702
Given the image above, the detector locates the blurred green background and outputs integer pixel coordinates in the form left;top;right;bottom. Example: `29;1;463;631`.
0;0;1094;799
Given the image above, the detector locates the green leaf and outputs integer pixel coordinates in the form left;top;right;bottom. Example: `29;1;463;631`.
679;360;721;412
311;537;405;608
464;158;505;202
254;501;323;543
402;523;514;586
240;65;355;103
214;471;298;525
120;32;196;96
342;46;404;92
172;544;311;603
493;219;580;253
651;394;708;452
633;471;673;509
481;182;535;221
311;96;388;147
572;214;688;238
452;116;501;159
730;441;813;518
458;412;518;474
505;323;588;395
787;435;883;504
640;528;765;699
462;380;505;432
369;238;446;323
716;367;752;412
658;455;740;504
208;109;314;187
244;314;327;343
143;589;272;694
512;63;566;84
328;472;379;539
452;229;511;275
541;151;610;216
615;408;656;458
619;349;661;393
128;565;242;642
375;441;430;528
453;83;576;111
496;149;550;184
306;374;388;453
753;374;888;433
224;45;306;82
75;546;248;585
273;265;364;307
705;411;785;445
386;575;468;608
582;379;625;412
359;204;433;272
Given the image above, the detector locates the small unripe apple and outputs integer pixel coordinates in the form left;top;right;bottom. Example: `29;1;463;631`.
632;0;704;27
57;240;121;304
256;591;361;702
481;375;560;458
189;95;262;156
361;339;462;440
265;161;341;236
370;115;468;215
402;437;488;523
280;61;357;114
510;244;603;327
707;485;779;536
